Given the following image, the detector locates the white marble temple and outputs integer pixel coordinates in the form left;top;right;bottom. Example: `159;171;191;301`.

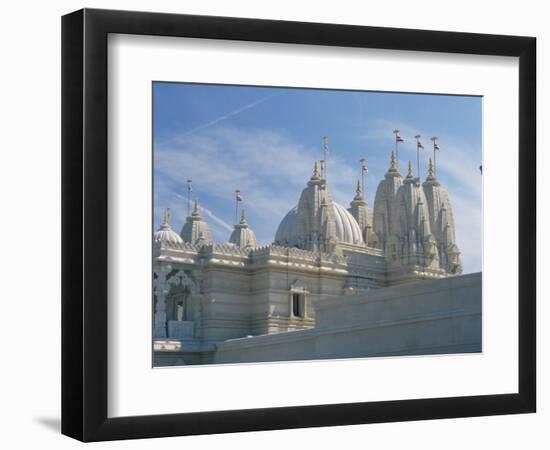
152;152;473;366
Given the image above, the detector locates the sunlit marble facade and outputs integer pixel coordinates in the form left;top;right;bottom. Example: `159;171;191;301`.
152;152;474;366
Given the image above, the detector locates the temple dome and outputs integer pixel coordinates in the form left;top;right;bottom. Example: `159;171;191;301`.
154;209;183;246
274;206;298;245
275;201;363;247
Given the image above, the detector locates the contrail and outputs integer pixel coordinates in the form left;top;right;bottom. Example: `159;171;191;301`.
198;203;234;232
178;94;277;138
174;193;233;232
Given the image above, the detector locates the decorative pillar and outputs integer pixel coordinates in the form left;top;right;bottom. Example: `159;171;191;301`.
153;264;172;338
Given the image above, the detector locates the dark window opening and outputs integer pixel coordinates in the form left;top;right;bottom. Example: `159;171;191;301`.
292;293;303;318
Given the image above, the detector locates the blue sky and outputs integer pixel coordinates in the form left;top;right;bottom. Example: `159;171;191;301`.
153;82;482;273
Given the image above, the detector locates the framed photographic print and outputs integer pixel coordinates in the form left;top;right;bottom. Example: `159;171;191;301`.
61;8;536;442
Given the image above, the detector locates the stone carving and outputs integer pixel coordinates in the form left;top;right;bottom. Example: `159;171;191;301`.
167;270;198;295
290;279;308;293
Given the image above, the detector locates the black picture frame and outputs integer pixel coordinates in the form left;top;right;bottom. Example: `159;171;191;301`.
61;8;536;442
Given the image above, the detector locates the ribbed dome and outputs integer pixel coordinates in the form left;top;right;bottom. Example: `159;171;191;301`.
333;202;364;244
274;206;298;245
154;208;183;246
154;223;184;246
275;202;363;246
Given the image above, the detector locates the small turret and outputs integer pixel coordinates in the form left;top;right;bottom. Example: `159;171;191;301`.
312;161;320;180
407;160;414;179
180;199;213;246
229;208;257;248
348;179;375;247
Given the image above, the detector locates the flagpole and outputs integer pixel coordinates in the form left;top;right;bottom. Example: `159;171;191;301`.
323;136;329;180
393;129;400;169
359;158;366;195
187;179;192;216
415;135;421;180
431;137;438;177
235;189;240;223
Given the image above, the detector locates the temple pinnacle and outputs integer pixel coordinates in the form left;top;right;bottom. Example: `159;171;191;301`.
163;207;171;225
428;157;434;178
313;160;319;177
240;208;247;224
390;150;397;170
407;160;413;177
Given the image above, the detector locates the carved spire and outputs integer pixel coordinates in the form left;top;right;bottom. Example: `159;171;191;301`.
308;160;322;185
390;150;397;170
192;199;200;216
407;160;413;177
428;157;434;178
352;179;364;202
240;208;247;224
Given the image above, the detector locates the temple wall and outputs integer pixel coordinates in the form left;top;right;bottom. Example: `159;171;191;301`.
213;272;481;364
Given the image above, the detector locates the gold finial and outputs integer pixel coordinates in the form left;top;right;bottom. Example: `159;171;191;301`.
390;150;397;169
407;160;413;176
428;158;434;177
313;160;319;177
193;199;200;215
240;208;247;224
163;208;171;225
356;180;362;196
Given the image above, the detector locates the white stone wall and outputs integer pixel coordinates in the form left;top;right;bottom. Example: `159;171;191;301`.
213;272;481;364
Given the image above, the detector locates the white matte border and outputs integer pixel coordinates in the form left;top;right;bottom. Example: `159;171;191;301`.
108;34;518;418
